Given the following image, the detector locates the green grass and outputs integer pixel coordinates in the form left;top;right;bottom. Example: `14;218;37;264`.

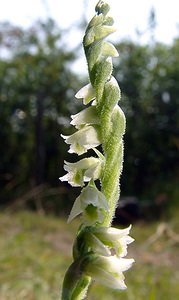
0;211;178;299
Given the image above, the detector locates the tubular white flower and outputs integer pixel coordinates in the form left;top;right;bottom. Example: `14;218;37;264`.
68;185;109;225
61;125;101;155
71;106;99;129
91;225;134;257
85;255;134;290
76;225;134;259
59;157;103;187
75;83;96;105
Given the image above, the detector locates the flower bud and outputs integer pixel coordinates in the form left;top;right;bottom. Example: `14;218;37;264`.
94;25;116;40
95;1;110;16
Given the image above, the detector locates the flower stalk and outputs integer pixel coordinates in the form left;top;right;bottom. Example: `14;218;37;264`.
61;1;134;299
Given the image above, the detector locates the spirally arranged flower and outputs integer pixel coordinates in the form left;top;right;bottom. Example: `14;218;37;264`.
61;125;101;155
60;2;134;299
89;225;134;257
59;157;103;187
68;184;109;225
84;254;134;290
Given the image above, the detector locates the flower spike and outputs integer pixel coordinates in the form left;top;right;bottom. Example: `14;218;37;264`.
61;1;134;298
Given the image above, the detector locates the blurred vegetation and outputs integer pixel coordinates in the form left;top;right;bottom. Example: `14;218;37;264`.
0;17;178;300
0;211;178;299
0;19;178;218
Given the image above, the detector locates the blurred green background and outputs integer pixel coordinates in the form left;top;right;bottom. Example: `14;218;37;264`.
0;2;179;299
0;18;178;216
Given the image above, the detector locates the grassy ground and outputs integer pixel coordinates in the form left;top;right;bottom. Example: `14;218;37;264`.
0;211;178;300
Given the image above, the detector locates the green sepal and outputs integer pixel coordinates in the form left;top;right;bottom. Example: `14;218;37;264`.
83;27;95;47
111;106;126;140
91;57;113;100
62;259;91;300
98;77;121;113
87;14;104;29
84;25;116;48
86;41;118;73
71;106;99;128
94;25;116;40
87;40;103;72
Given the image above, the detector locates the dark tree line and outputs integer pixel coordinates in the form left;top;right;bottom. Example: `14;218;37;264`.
114;40;179;207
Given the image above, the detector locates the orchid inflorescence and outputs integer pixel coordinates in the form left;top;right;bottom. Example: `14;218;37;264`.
60;1;134;299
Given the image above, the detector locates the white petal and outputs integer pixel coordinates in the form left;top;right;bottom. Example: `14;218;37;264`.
60;157;103;187
64;157;101;171
61;126;101;155
59;174;69;182
88;233;111;256
86;255;134;290
93;268;126;290
102;225;132;240
61;134;69;140
80;186;108;211
106;256;135;273
71;186;109;225
68;142;86;155
93;225;134;257
71;106;99;128
75;84;96;105
67;196;82;223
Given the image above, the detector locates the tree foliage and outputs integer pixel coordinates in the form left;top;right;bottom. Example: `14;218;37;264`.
114;40;179;202
0;20;82;205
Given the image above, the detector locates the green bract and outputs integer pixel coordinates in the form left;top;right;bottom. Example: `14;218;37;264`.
61;1;134;299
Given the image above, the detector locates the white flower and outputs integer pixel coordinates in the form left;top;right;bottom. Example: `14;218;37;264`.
91;225;134;257
68;185;109;225
77;225;134;258
61;125;101;155
85;255;134;290
71;106;99;129
75;83;96;105
59;157;103;187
